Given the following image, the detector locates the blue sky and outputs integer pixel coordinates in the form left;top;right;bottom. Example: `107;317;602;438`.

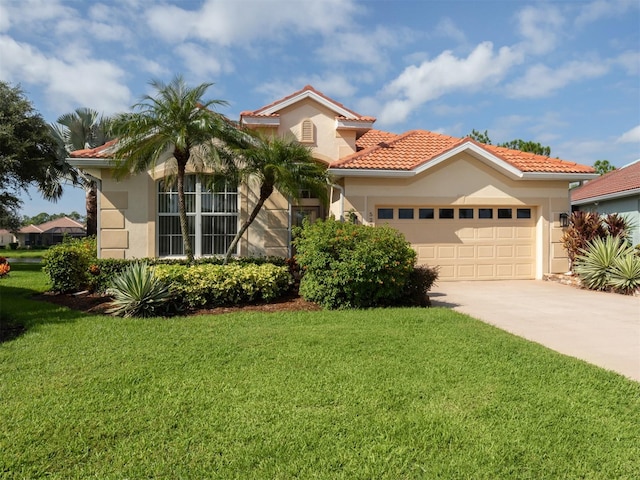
1;0;638;218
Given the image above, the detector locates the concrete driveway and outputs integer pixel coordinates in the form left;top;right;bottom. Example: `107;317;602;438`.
430;280;640;382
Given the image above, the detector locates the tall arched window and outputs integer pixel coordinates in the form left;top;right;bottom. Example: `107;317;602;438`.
157;175;238;257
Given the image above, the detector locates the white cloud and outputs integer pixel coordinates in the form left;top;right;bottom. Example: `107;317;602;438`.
0;3;10;32
378;42;523;124
174;43;234;79
515;5;564;55
613;51;640;75
575;0;638;26
616;125;640;143
146;0;357;46
255;73;357;105
506;60;608;98
433;18;466;44
0;35;131;115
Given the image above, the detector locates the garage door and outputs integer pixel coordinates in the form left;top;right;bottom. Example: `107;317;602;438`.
378;206;536;280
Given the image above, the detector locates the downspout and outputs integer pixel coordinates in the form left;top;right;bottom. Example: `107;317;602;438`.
332;183;345;221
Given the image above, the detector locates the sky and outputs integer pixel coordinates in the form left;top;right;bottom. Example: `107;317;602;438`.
1;0;639;218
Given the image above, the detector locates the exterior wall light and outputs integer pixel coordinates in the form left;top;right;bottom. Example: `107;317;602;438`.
559;212;570;228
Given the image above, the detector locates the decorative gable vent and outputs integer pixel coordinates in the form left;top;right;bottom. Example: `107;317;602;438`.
300;118;314;143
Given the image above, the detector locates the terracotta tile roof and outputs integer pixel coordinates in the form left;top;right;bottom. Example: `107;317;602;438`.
70;139;117;158
355;129;399;150
331;130;595;174
242;85;373;121
571;161;640;202
18;217;85;235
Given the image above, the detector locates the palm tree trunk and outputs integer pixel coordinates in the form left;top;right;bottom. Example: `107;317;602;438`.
176;163;194;263
85;180;97;237
223;183;273;264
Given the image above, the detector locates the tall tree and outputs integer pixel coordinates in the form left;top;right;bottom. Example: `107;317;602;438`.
221;131;330;264
0;81;61;231
468;129;551;156
50;108;113;236
110;75;239;262
593;159;616;176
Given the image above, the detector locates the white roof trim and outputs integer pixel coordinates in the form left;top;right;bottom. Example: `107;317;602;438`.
67;157;114;168
521;172;599;181
327;168;415;178
240;116;280;127
572;187;640;205
260;90;359;119
336;118;375;130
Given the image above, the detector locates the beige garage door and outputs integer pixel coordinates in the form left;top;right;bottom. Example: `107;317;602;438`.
378;206;536;280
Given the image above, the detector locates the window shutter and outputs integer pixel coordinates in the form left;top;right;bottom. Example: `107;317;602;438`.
301;119;314;143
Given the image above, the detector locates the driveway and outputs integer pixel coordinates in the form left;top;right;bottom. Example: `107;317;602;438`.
430;280;640;382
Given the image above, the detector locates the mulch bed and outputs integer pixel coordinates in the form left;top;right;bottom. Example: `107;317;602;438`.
32;291;321;316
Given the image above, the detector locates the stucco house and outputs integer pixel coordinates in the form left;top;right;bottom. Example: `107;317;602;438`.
69;85;596;280
15;216;86;247
571;160;640;246
0;229;16;248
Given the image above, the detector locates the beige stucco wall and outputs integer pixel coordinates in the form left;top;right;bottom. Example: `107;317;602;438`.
331;154;571;278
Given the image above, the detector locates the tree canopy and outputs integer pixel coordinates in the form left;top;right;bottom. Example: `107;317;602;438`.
0;82;60;231
468;129;551;156
593;160;616;176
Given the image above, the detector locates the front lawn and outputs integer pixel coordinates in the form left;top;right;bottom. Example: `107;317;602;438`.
1;266;639;479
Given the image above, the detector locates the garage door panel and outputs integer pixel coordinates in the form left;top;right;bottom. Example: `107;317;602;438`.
382;205;536;280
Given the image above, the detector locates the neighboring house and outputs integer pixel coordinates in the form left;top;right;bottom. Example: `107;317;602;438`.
0;229;16;248
15;217;86;247
571;160;640;246
69;85;596;280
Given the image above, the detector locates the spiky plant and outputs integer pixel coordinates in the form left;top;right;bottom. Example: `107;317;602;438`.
574;236;634;291
107;262;172;318
561;211;606;270
608;253;640;295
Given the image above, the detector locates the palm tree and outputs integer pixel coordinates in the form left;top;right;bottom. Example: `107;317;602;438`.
222;131;330;264
49;108;113;236
110;75;239;262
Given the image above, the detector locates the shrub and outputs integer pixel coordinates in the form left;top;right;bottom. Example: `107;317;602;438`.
608;253;640;295
574;236;635;291
153;263;292;309
293;218;417;309
42;237;97;293
401;265;440;307
562;211;606;269
0;257;10;278
88;258;132;293
8;242;18;250
107;262;172;318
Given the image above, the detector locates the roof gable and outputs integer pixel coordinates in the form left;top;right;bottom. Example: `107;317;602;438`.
330;130;596;179
571;160;640;203
240;85;375;123
18;217;85;234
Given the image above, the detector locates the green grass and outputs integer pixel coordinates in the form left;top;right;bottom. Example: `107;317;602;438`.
1;266;639;479
1;248;48;259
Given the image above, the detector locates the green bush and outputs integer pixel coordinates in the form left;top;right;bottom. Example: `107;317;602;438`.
574;236;636;292
107;262;172;318
153;263;292;309
293;218;418;309
88;258;132;293
42;237;97;293
608;253;640;295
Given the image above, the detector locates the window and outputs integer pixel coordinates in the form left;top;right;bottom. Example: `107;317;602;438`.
377;208;393;220
158;175;238;257
517;208;532;219
479;208;493;219
439;208;454;219
300;118;314;143
419;208;434;219
398;208;414;219
459;208;474;219
498;208;513;219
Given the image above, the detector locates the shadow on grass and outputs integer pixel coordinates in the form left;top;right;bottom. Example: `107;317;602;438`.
0;282;87;344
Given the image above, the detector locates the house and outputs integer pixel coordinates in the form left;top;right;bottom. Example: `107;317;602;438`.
69;85;596;280
0;229;16;248
15;217;86;247
571;160;640;246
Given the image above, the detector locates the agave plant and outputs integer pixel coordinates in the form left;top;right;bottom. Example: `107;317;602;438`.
608;253;640;295
107;262;172;318
574;236;635;291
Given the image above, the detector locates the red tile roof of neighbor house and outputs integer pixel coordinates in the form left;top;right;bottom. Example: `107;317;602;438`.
18;217;85;234
240;85;375;121
571;160;640;202
70;139;118;159
334;129;596;174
